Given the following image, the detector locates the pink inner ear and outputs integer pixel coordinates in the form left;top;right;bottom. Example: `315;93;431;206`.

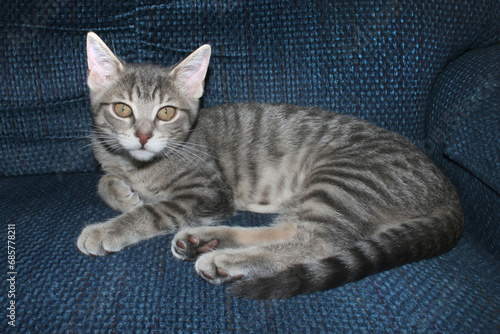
86;39;121;89
88;54;110;86
176;53;210;99
88;68;107;88
181;67;207;97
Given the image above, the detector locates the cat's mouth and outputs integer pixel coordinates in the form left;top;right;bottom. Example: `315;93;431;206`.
116;135;160;162
129;148;157;161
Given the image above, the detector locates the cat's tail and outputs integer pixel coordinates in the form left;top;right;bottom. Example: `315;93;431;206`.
227;208;463;300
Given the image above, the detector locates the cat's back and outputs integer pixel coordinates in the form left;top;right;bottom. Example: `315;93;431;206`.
191;102;452;213
194;102;404;153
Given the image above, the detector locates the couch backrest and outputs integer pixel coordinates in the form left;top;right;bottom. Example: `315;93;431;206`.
1;0;499;176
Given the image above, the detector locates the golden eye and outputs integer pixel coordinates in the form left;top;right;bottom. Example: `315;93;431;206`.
114;103;133;118
157;106;177;122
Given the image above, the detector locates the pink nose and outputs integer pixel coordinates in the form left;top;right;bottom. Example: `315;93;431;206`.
136;132;152;146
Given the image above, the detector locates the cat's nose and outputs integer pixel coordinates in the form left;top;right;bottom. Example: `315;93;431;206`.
136;132;152;146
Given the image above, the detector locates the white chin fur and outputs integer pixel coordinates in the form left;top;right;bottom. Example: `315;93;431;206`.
129;149;156;161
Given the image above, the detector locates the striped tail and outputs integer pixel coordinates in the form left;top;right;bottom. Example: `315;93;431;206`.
228;208;463;300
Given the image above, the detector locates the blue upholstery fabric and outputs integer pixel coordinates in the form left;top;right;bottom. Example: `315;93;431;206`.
427;44;500;258
1;173;499;332
429;44;500;193
1;0;500;176
0;0;499;332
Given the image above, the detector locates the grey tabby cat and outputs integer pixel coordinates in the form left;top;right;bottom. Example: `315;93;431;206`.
78;32;464;299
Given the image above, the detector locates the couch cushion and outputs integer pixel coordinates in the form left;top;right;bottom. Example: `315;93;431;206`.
1;172;499;332
1;1;500;176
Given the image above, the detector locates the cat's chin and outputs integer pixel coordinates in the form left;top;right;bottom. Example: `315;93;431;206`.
129;149;157;162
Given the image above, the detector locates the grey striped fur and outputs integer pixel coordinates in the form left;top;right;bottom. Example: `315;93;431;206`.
77;33;464;299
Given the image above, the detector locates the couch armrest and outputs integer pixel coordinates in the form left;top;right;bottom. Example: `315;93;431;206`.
426;44;500;257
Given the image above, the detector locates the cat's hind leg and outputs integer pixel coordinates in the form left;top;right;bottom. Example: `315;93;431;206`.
173;222;335;293
191;225;333;289
171;224;297;260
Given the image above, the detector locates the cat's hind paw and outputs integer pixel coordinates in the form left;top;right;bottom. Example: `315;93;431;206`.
171;229;218;261
194;251;246;285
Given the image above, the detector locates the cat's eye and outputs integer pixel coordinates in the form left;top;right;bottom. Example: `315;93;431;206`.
157;106;177;122
114;103;133;118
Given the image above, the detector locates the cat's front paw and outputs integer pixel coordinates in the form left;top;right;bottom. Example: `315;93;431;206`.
99;175;143;213
171;228;219;261
195;251;246;285
77;221;133;256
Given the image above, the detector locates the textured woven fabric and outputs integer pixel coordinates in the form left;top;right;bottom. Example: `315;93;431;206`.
428;44;500;193
1;0;500;176
1;173;499;332
427;44;500;258
1;0;500;332
0;1;138;176
438;153;500;259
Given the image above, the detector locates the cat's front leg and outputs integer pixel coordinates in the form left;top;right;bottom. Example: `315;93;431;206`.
77;204;170;256
98;174;143;212
78;189;236;256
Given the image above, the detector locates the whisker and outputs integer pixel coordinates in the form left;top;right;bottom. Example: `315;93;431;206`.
168;140;219;161
165;145;209;178
168;142;215;165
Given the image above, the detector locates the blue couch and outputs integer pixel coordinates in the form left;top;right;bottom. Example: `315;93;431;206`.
1;1;499;332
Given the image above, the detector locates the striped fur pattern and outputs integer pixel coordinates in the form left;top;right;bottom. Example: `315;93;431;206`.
77;33;464;299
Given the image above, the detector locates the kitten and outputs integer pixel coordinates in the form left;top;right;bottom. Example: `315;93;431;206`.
77;32;464;299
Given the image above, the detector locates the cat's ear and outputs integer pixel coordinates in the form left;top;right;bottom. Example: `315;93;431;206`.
86;32;123;91
172;45;211;99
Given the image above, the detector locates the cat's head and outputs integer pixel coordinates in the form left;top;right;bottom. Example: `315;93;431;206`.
86;32;211;162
